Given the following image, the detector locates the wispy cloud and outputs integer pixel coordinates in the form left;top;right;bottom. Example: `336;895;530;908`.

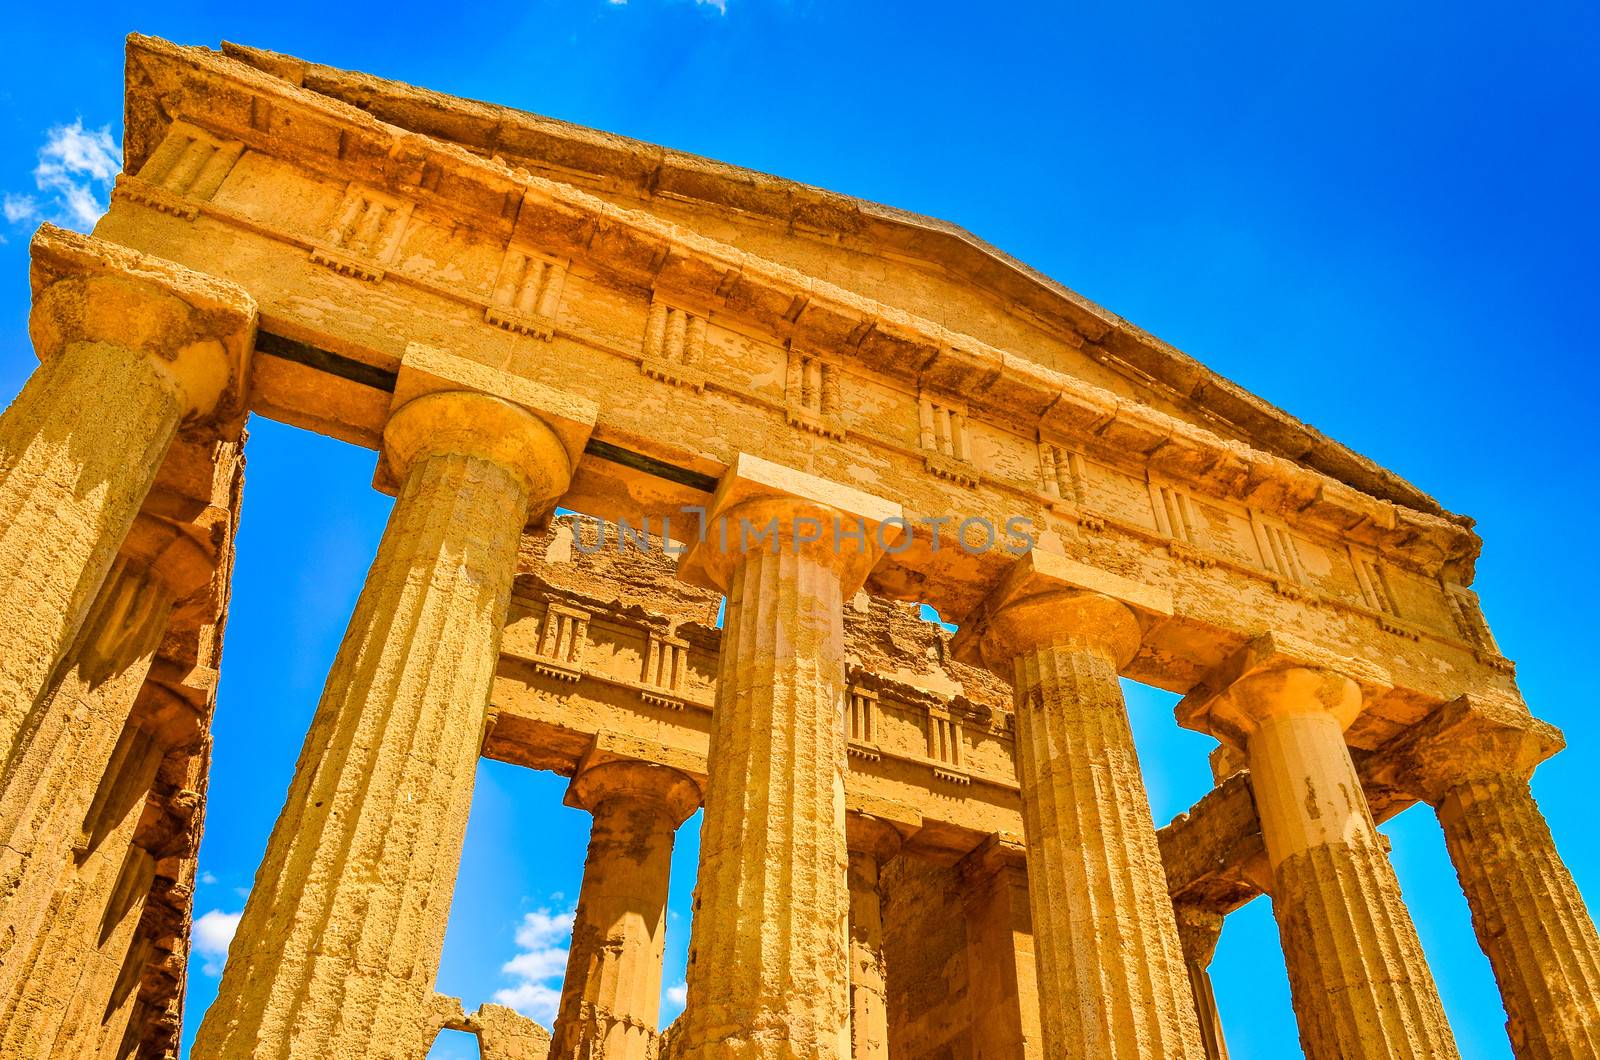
493;904;575;1026
605;0;729;12
5;119;121;232
192;908;243;977
663;981;688;1020
3;194;36;223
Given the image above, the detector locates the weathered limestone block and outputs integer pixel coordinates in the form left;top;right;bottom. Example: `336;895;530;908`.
879;856;975;1057
437;998;553;1060
1172;902;1230;1060
671;454;900;1060
0;225;252;772
1390;697;1600;1060
90;709;206;1060
846;815;902;1060
192;351;594;1059
550;759;700;1060
954;552;1205;1060
0;514;210;1031
956;834;1043;1060
1181;633;1459;1060
114;437;244;1060
475;1002;555;1060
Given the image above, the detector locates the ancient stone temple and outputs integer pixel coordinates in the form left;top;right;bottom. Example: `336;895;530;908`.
0;32;1595;1060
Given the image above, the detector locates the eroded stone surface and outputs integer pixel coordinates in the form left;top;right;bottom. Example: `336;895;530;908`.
0;32;1590;1060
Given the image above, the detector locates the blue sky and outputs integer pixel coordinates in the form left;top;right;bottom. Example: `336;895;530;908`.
1;3;1596;1057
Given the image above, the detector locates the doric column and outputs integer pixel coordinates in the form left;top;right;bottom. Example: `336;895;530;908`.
955;833;1043;1060
952;552;1204;1059
671;453;901;1060
1391;695;1600;1060
1171;902;1230;1060
0;515;210;1049
1180;633;1459;1060
845;814;902;1060
192;347;595;1060
0;225;253;763
550;758;700;1060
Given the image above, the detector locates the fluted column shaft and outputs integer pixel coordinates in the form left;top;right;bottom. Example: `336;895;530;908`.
1;224;252;766
845;812;904;1060
193;389;573;1060
1436;773;1600;1059
846;854;886;1060
675;543;851;1059
661;456;896;1059
551;761;699;1060
1234;670;1457;1060
1173;903;1230;1060
957;563;1202;1059
1008;637;1205;1059
0;343;183;760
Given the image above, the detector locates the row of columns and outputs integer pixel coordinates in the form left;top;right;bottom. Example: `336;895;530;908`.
2;224;1598;1060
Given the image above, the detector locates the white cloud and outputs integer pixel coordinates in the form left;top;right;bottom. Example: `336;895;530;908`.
665;981;687;1006
606;0;727;11
4;119;121;233
199;870;219;886
192;908;242;977
3;194;36;223
493;905;574;1026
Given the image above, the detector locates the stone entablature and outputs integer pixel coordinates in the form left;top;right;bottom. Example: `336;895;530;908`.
115;35;1474;584
209;44;1460;525
95;40;1514;762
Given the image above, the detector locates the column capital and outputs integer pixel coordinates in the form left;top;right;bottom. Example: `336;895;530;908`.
1177;631;1391;749
70;517;212;687
130;680;207;751
379;343;597;504
846;812;908;865
28;223;256;419
565;759;701;829
675;452;903;594
949;549;1171;673
1384;694;1563;805
1171;902;1226;969
122;512;214;601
